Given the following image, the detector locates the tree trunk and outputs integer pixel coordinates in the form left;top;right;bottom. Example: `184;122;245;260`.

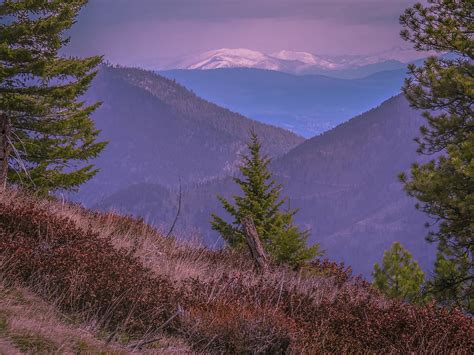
241;216;269;271
0;112;11;188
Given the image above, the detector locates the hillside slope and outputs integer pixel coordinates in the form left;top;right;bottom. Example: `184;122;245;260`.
0;283;174;353
272;94;433;274
1;188;472;353
97;95;435;276
76;66;303;204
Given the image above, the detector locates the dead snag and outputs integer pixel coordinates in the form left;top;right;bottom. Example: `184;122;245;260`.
241;216;269;271
0;112;11;188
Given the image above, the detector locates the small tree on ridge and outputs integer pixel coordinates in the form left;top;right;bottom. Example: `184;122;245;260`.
373;242;425;303
211;131;321;267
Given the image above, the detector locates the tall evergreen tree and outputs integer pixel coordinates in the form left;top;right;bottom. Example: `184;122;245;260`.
211;132;320;267
0;0;106;194
373;242;425;303
398;0;473;310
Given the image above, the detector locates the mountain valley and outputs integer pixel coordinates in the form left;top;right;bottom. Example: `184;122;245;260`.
160;67;407;137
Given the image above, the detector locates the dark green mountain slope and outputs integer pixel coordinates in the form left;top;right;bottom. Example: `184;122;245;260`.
76;66;303;204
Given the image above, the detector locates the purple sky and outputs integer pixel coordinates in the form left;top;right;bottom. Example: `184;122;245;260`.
66;0;419;68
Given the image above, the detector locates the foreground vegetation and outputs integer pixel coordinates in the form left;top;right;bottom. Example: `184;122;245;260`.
0;281;139;353
0;187;472;353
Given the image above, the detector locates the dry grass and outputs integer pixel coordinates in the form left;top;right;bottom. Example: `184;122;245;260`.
0;280;125;354
0;275;190;354
0;187;473;354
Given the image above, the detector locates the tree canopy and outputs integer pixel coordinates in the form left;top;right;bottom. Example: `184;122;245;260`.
373;242;425;303
399;0;473;310
0;0;106;194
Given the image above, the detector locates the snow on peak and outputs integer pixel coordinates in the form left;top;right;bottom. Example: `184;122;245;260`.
186;48;276;70
165;47;429;73
272;50;318;64
272;50;344;69
174;48;338;72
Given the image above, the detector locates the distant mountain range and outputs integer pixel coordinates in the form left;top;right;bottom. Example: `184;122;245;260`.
76;66;303;205
160;47;431;78
93;92;435;277
159;67;407;137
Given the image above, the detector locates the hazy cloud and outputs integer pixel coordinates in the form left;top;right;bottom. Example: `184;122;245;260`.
77;0;413;23
65;0;418;67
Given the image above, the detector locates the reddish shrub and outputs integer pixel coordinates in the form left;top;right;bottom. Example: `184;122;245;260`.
0;191;472;352
290;289;474;352
182;300;296;353
0;200;176;336
304;259;354;286
180;271;474;353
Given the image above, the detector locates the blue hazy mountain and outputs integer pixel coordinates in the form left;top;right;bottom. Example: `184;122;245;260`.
159;68;408;137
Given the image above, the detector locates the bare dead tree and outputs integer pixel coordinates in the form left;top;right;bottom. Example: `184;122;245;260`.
165;179;182;238
0;112;11;188
241;216;269;271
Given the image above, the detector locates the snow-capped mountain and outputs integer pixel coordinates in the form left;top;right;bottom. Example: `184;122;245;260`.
162;47;430;74
185;48;278;70
168;48;339;72
171;48;293;72
271;50;341;70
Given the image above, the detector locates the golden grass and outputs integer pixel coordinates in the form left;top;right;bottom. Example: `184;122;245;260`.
0;281;125;354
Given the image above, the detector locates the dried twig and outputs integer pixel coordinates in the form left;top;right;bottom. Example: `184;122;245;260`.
166;179;182;238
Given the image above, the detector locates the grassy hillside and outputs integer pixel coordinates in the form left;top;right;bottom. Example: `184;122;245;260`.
1;187;472;353
0;283;174;353
76;65;303;205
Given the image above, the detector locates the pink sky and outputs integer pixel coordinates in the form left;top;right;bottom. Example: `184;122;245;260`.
66;0;421;68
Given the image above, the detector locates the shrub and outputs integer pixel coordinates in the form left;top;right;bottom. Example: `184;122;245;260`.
303;259;355;286
182;300;295;353
0;199;176;336
0;189;473;352
181;270;473;353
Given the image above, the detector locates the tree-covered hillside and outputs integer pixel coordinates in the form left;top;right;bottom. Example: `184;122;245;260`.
76;66;303;204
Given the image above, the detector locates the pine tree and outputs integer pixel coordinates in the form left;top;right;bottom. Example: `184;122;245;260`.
398;0;473;310
430;252;473;310
373;242;425;303
0;0;106;195
211;131;320;267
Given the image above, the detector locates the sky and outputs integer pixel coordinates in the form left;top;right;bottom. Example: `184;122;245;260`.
66;0;419;68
